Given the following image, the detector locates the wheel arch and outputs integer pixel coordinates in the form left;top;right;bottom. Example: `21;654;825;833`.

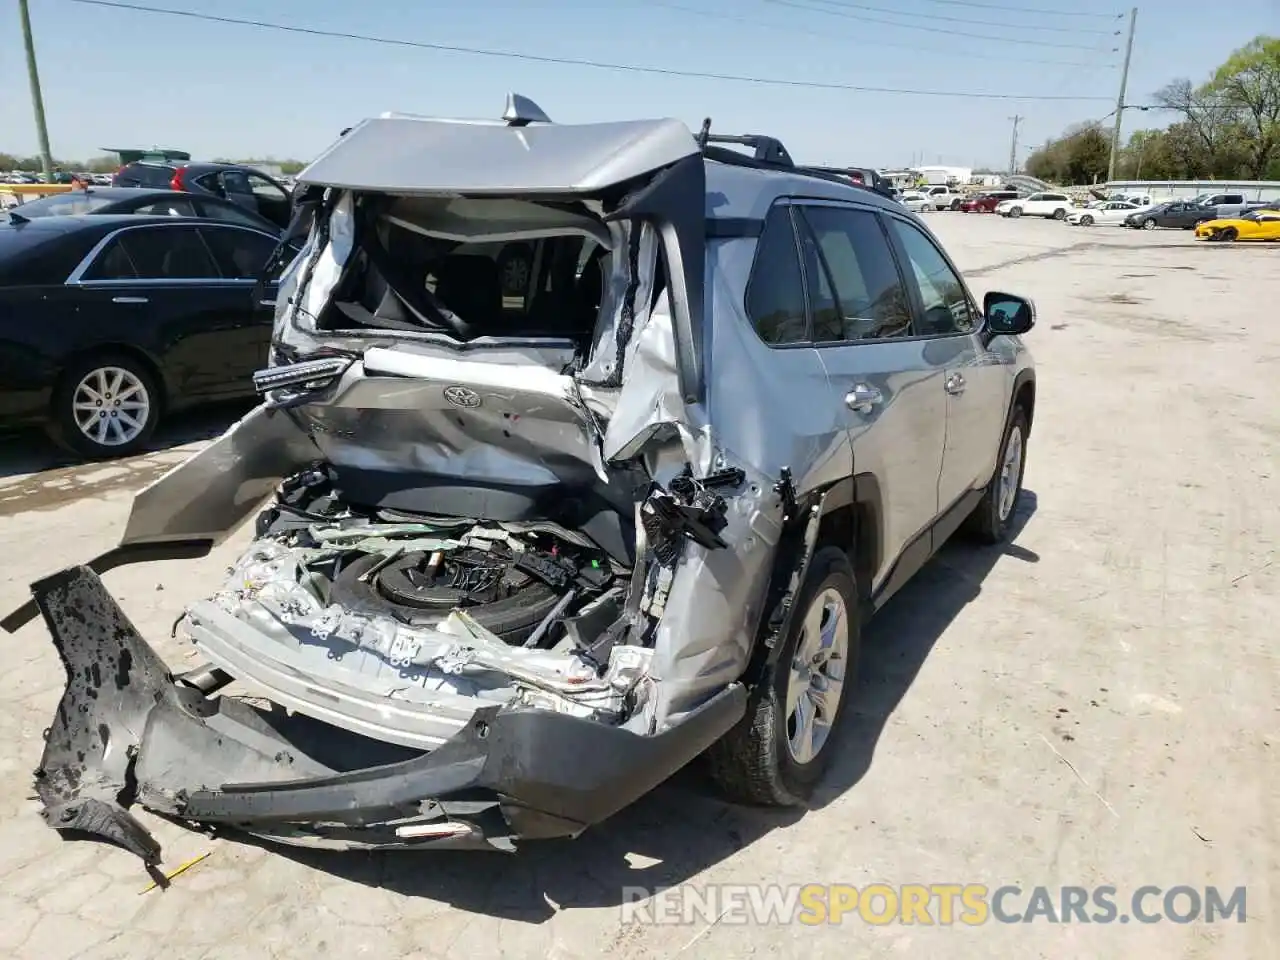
741;472;882;688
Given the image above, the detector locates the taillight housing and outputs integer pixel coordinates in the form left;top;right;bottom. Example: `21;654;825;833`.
169;166;187;191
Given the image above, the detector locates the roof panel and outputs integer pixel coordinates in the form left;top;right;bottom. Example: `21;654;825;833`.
296;116;699;195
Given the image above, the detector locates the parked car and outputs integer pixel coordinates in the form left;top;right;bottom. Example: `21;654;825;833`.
3;186;283;234
1194;209;1280;242
959;190;1019;214
996;192;1074;219
112;160;292;229
898;190;930;213
0;214;283;457
1192;192;1251;220
1066;200;1139;227
1124;200;1217;231
5;101;1038;868
925;185;966;211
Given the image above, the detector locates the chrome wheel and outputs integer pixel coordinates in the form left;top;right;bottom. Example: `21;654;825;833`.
72;366;151;447
785;588;849;765
998;424;1024;521
500;254;530;294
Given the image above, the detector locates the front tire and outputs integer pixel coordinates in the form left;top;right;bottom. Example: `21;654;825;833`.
1220;226;1239;242
966;405;1029;544
1079;215;1095;226
707;546;859;806
1008;207;1023;219
1142;218;1157;230
47;353;160;459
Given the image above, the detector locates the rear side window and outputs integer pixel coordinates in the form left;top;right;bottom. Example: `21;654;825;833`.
196;199;268;228
116;163;175;188
744;205;808;345
795;206;912;342
200;227;276;279
83;226;219;280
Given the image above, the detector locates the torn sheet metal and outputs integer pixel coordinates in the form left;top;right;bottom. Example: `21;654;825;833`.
118;405;319;549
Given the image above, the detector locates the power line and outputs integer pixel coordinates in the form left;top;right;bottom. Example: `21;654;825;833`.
788;0;1120;35
910;0;1122;16
647;0;1117;67
63;0;1114;102
764;0;1119;50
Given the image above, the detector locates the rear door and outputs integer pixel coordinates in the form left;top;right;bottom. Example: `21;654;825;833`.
72;224;253;398
884;215;1010;524
197;224;280;383
792;201;948;591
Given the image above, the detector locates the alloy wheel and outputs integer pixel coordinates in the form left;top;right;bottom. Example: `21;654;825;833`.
784;588;849;765
72;366;151;447
998;424;1024;522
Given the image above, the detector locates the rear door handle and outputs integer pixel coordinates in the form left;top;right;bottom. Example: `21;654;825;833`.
111;296;149;304
845;383;883;413
945;373;966;395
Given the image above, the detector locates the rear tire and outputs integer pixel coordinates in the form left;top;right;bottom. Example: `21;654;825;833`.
1052;208;1067;220
965;406;1029;544
46;352;160;459
707;547;859;806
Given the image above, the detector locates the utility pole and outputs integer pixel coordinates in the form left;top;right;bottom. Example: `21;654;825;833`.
1107;7;1138;185
18;0;54;180
1007;115;1022;176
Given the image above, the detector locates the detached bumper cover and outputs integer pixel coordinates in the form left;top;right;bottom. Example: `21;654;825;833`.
30;566;745;863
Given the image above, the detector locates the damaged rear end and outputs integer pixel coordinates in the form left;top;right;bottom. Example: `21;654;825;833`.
20;102;792;860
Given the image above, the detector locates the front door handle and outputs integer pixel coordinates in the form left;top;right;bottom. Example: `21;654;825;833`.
111;295;149;304
845;383;883;413
945;373;966;395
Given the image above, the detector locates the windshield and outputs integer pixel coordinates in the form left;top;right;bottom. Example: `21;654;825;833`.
9;192;115;217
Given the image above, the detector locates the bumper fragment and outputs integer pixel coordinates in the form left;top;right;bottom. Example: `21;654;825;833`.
29;566;746;863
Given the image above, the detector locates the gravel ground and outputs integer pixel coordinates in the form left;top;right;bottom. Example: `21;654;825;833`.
0;214;1275;960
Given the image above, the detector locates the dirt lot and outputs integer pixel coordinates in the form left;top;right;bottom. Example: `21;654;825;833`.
1;216;1275;960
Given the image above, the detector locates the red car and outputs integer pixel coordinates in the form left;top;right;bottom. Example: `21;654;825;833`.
960;190;1019;213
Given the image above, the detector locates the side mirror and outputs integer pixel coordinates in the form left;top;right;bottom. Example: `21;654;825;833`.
984;291;1035;337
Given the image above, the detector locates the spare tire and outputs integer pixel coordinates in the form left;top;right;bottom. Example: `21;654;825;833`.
330;553;562;645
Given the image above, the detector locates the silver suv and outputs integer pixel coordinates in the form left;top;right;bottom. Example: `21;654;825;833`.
8;96;1036;866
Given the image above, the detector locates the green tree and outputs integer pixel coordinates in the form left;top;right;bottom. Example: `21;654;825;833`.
1210;36;1280;178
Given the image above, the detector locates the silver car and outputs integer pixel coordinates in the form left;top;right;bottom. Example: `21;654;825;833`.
7;95;1036;866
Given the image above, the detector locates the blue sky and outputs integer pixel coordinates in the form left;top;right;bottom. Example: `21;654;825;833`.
1;0;1275;168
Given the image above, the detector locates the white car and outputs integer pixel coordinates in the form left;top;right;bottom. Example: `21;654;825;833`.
924;185;966;210
1066;200;1139;226
996;191;1074;220
899;191;930;213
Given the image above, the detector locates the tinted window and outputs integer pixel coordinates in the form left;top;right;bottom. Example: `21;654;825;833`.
222;170;253;197
196;199;269;228
116;163;175;189
795;206;912;342
133;198;198;217
201;227;276;279
744;205;808;345
85;226;218;280
81;239;137;280
193;172;224;195
246;173;287;202
887;219;976;336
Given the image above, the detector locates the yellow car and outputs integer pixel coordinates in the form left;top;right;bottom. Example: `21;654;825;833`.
1194;209;1280;242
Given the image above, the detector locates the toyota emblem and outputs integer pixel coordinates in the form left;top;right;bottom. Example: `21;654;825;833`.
443;385;482;408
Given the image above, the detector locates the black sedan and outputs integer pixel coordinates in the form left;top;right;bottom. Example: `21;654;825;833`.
6;186;281;234
1125;201;1216;230
0;214;284;458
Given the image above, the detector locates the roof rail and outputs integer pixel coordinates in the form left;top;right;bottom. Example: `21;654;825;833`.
695;117;794;168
